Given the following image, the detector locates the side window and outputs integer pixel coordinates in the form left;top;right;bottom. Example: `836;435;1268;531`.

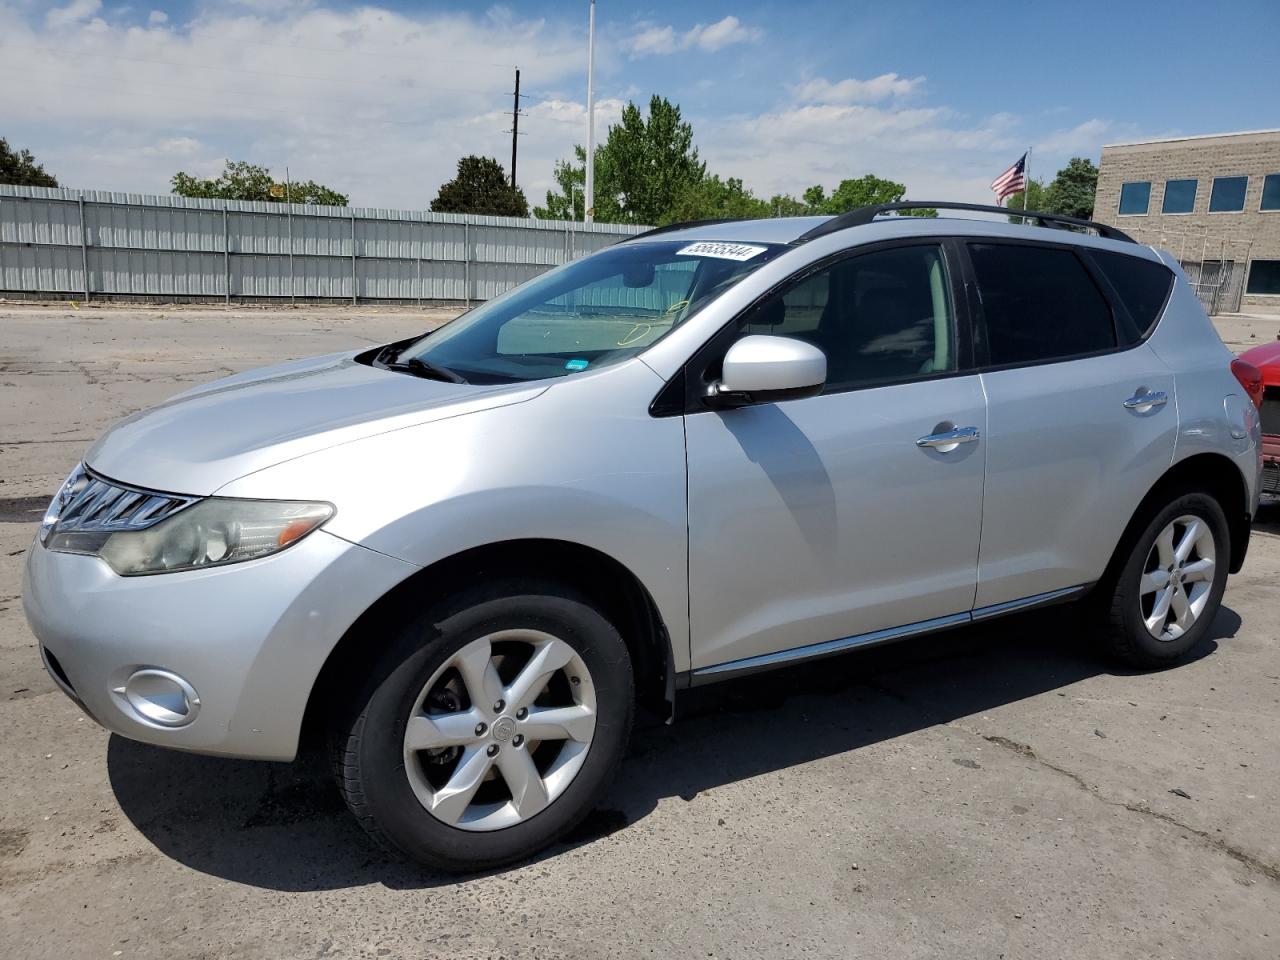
739;244;955;392
1088;250;1174;342
969;243;1116;366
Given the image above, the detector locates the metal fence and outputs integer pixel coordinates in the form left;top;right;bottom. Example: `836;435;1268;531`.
0;185;646;304
1123;221;1253;315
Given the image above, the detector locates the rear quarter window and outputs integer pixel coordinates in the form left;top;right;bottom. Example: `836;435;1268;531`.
1088;250;1174;342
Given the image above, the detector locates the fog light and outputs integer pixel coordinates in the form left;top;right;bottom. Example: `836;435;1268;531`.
115;669;200;727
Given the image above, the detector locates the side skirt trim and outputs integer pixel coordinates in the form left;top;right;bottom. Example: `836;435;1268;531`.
685;583;1093;685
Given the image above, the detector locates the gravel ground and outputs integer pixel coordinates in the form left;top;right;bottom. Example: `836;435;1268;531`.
1;301;1279;960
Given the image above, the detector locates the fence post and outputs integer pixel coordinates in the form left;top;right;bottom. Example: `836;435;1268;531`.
350;209;357;305
77;193;90;301
223;204;230;304
287;201;295;304
463;219;471;308
416;252;422;307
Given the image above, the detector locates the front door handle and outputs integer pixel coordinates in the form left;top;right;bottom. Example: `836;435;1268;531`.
916;426;980;451
1123;390;1168;411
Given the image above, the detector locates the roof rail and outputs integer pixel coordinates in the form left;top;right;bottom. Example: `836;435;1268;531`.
794;201;1136;244
621;217;750;243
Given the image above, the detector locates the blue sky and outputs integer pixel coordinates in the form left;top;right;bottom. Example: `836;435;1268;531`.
2;0;1277;210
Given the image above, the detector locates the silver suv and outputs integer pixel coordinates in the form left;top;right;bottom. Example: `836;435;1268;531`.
24;202;1263;871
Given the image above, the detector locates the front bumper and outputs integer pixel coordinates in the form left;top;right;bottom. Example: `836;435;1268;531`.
23;529;415;760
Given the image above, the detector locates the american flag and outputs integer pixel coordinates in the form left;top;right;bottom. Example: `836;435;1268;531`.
991;153;1027;206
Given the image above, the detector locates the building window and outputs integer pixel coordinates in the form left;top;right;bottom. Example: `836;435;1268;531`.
1261;174;1280;211
1118;181;1151;215
1209;176;1248;212
1162;179;1197;214
1247;261;1280;296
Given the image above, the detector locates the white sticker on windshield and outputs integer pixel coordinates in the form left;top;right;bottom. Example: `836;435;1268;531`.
675;241;767;262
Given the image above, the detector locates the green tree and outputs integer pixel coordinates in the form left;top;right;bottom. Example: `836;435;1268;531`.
772;175;935;217
824;174;909;213
430;155;529;217
171;160;348;205
665;175;769;224
0;137;58;187
536;146;588;221
1006;158;1099;222
1004;178;1047;221
536;96;706;224
1042;157;1099;219
766;193;812;217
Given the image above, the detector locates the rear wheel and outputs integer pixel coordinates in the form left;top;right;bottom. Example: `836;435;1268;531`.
331;580;634;871
1099;491;1230;667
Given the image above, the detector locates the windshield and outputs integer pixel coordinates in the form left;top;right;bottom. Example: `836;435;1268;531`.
392;239;786;384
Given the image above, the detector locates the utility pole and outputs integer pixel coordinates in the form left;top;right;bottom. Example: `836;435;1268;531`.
510;68;520;189
585;0;596;223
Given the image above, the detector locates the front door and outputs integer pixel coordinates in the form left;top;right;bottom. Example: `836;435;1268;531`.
684;241;987;672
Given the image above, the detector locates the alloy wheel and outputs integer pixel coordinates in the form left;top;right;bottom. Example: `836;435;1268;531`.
402;629;597;831
1139;514;1216;642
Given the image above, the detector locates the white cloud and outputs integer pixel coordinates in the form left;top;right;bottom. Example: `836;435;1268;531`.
792;73;924;105
630;25;678;56
0;2;1127;213
45;0;101;29
692;98;1023;203
628;15;761;57
691;15;759;52
1035;118;1116;154
147;10;168;26
0;4;589;206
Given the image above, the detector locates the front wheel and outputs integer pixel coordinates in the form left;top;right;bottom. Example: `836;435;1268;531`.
1099;490;1230;667
331;580;634;871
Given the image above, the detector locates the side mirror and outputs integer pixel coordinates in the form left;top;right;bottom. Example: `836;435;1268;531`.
706;335;827;408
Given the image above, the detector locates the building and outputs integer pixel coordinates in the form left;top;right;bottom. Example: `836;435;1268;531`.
1092;129;1280;315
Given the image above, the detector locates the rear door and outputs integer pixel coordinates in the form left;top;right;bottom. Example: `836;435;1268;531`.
965;240;1178;608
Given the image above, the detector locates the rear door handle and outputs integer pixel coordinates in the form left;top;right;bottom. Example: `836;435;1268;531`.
916;426;980;450
1123;390;1168;411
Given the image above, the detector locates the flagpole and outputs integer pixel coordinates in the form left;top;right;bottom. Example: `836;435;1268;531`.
1023;146;1032;216
584;0;596;225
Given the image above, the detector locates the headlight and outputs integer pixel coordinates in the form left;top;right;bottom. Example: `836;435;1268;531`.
48;497;334;576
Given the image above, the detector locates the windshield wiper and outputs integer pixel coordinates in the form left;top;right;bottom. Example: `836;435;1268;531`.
370;342;467;383
395;355;468;384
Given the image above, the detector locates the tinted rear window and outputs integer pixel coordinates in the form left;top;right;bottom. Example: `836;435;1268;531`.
969;243;1116;366
1088;250;1174;342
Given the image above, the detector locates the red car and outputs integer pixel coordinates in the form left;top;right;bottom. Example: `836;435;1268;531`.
1239;340;1280;504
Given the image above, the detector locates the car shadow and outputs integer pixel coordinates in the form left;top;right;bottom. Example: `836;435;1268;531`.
107;603;1239;891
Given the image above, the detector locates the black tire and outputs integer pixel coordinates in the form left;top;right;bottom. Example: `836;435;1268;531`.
1099;490;1230;668
330;578;634;872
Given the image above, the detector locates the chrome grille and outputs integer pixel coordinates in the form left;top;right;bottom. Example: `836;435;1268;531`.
41;464;198;545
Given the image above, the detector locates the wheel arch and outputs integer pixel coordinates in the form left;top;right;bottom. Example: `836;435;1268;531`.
1103;452;1252;585
300;538;675;749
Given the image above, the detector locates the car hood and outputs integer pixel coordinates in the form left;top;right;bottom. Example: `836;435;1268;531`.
85;351;547;496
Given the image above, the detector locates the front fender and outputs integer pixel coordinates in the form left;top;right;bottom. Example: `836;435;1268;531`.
215;360;692;672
